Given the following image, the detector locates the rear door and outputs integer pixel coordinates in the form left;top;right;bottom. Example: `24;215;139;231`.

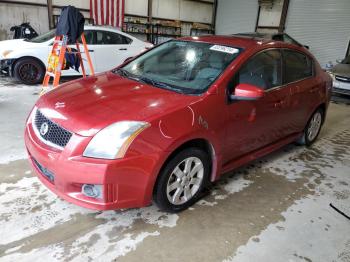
93;30;134;72
64;30;96;76
282;49;316;133
224;49;291;162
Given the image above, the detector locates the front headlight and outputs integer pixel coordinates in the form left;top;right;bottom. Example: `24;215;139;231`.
2;50;13;58
83;121;150;159
328;71;335;81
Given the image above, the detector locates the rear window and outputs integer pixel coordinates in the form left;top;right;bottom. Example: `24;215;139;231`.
96;31;132;45
284;50;313;83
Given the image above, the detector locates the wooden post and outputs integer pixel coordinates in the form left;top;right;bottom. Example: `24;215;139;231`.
278;0;290;33
47;0;54;29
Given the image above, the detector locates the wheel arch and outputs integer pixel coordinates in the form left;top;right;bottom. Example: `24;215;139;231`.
11;56;46;75
311;102;327;125
151;138;218;197
318;103;326;122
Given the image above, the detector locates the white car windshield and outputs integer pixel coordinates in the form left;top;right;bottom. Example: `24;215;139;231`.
25;29;55;43
119;40;242;94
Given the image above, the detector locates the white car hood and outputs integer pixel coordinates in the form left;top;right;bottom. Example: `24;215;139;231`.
0;39;47;59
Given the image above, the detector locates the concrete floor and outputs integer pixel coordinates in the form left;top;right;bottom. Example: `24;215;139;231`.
0;75;350;262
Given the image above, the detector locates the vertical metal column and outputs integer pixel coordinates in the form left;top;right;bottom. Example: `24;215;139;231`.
47;0;54;29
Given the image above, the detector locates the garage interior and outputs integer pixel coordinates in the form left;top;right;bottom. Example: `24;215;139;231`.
0;0;350;261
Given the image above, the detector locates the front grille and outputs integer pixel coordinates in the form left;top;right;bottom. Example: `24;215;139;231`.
33;109;72;149
335;75;350;83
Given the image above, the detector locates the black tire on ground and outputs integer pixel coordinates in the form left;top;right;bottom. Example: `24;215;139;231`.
153;147;210;213
297;107;324;146
13;58;45;85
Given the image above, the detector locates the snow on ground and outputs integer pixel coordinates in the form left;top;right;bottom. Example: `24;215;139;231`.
1;75;350;261
224;129;350;262
0;77;39;164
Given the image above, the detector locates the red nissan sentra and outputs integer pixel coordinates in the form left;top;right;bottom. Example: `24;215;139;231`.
25;35;332;212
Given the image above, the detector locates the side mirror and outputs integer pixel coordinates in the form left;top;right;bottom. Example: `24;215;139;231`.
336;59;343;64
230;83;264;101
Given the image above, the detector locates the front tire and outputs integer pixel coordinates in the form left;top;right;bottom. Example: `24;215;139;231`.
13;58;45;85
297;108;324;146
154;148;210;213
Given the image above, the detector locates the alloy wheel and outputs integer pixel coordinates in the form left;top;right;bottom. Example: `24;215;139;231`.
18;63;39;83
166;157;204;205
307;111;322;141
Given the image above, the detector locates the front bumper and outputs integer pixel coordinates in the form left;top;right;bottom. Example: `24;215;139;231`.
0;59;15;75
24;116;161;210
333;79;350;96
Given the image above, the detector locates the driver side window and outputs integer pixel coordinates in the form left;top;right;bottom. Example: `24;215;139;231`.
237;49;282;90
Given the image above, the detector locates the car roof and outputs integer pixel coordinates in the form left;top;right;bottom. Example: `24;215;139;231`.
84;25;122;32
234;32;284;39
83;25;143;42
179;34;294;50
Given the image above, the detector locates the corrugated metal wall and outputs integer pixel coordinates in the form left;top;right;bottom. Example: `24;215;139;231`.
215;0;258;35
0;0;214;40
152;0;213;23
0;3;49;40
285;0;350;67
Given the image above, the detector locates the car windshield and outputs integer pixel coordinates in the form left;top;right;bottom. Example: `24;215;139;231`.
119;40;242;94
25;29;55;43
341;55;350;64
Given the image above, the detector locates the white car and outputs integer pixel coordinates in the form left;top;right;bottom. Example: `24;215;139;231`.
0;25;153;85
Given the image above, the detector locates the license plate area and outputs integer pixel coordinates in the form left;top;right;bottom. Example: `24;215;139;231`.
33;158;55;183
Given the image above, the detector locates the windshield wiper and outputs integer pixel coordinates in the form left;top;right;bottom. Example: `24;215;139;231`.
114;68;131;77
114;69;185;93
138;76;185;93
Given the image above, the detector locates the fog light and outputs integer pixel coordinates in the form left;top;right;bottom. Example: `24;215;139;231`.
82;184;103;199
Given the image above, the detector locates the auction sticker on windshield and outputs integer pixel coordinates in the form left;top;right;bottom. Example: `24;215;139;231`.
210;45;239;54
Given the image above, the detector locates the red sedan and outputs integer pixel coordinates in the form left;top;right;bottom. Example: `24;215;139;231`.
25;35;332;212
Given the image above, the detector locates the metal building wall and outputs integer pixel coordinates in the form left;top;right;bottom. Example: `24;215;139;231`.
215;0;259;35
0;3;48;40
0;0;214;40
285;0;350;67
152;0;214;24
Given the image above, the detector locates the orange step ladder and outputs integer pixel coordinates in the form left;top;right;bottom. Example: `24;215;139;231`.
41;33;94;94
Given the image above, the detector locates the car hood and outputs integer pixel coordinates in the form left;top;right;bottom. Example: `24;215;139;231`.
37;72;198;136
332;63;350;78
0;39;45;58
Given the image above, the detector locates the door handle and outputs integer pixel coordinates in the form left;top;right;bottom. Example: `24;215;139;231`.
290;86;299;95
274;100;286;108
88;49;94;52
309;87;318;93
119;48;127;51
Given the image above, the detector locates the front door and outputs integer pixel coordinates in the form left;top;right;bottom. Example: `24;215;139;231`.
223;49;290;163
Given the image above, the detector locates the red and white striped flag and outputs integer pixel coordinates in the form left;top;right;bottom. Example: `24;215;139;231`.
90;0;125;28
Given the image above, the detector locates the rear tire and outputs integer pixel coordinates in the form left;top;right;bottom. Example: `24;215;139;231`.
297;108;324;146
154;148;210;213
13;58;45;85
